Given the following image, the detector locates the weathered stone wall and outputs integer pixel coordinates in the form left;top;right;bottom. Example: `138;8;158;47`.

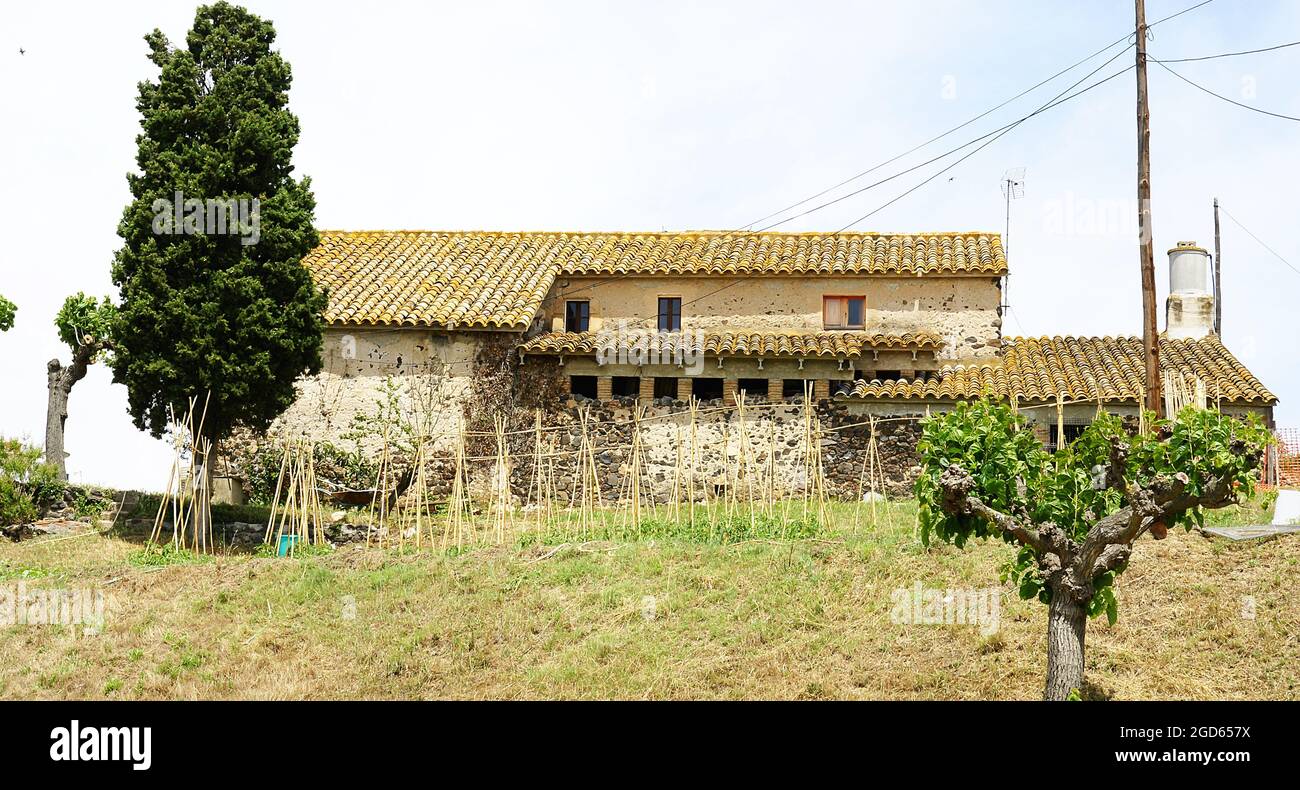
543;274;1002;360
256;339;931;504
478;395;925;505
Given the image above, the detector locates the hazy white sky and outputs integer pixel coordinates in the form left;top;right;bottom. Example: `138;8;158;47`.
1;0;1297;490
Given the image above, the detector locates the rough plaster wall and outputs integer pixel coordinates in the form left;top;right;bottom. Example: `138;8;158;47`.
546;275;1002;359
272;327;485;452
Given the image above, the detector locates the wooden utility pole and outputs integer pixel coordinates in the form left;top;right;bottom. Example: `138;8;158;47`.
1135;0;1161;416
1213;197;1222;334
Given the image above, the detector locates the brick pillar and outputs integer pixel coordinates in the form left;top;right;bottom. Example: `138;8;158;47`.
1032;423;1050;448
596;376;613;403
677;378;693;401
767;378;783;402
899;368;916;381
563;374;573;395
722;378;738;406
638;376;656;402
813;379;830;402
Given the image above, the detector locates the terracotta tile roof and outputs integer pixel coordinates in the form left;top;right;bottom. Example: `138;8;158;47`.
305;230;1006;328
845;335;1276;404
304;231;563;329
519;330;942;359
550;231;1006;276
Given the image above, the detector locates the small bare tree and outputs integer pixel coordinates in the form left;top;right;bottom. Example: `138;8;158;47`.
915;400;1270;700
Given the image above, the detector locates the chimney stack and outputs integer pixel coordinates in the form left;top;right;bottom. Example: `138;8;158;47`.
1166;241;1214;339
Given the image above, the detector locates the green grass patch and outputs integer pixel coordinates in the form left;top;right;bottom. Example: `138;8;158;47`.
127;543;216;568
252;541;335;559
525;504;830;546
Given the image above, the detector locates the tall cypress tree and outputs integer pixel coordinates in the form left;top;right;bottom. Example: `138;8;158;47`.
111;3;325;465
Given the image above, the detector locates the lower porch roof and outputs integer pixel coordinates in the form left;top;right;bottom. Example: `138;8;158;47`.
518;330;943;360
844;335;1276;405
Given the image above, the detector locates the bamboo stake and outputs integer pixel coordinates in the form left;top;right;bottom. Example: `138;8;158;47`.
263;444;290;546
734;394;757;532
629;404;644;535
529;410;547;535
688;397;700;534
766;420;778;519
1056;392;1065;452
669;422;684;526
493;414;510;545
1137;383;1147;436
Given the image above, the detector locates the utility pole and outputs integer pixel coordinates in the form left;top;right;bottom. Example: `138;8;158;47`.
1213;197;1222;334
1135;0;1161;416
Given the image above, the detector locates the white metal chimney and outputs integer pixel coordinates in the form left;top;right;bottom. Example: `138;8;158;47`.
1166;241;1214;339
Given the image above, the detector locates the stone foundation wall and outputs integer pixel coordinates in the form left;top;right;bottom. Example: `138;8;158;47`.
473;397;925;505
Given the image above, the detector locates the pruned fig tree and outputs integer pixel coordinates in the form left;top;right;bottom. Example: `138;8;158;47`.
915;399;1270;700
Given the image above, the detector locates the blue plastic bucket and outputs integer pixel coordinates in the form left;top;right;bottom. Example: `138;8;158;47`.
277;534;301;557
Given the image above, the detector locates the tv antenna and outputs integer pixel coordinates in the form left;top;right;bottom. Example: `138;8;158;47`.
1001;167;1025;316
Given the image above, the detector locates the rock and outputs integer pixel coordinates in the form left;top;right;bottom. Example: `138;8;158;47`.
1;523;43;542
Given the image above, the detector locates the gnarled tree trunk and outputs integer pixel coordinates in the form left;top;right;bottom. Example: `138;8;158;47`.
44;348;94;481
1045;586;1088;701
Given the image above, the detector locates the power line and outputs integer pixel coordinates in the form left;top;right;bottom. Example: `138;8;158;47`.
1154;59;1300;122
655;54;1138;325
1148;0;1217;26
741;46;1128;231
740;0;1217;232
754;61;1128;233
1152;38;1300;63
507;2;1220;316
1218;205;1300;277
1005;304;1027;337
345;1;1218;331
757;46;1134;234
832;65;1138;232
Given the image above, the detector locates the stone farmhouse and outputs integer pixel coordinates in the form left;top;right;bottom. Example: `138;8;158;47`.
267;229;1275;494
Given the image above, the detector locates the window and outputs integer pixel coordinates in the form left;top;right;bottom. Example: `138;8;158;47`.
783;379;814;399
565;301;590;332
611;376;640;398
737;378;768;401
874;369;901;382
823;296;865;329
569;375;597;399
1049;423;1088;452
692;377;723;400
653;377;679;399
657;297;682;332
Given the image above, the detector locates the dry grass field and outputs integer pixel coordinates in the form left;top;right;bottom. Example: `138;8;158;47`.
0;496;1295;700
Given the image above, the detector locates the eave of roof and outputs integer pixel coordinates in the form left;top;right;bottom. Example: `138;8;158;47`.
519;330;944;359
